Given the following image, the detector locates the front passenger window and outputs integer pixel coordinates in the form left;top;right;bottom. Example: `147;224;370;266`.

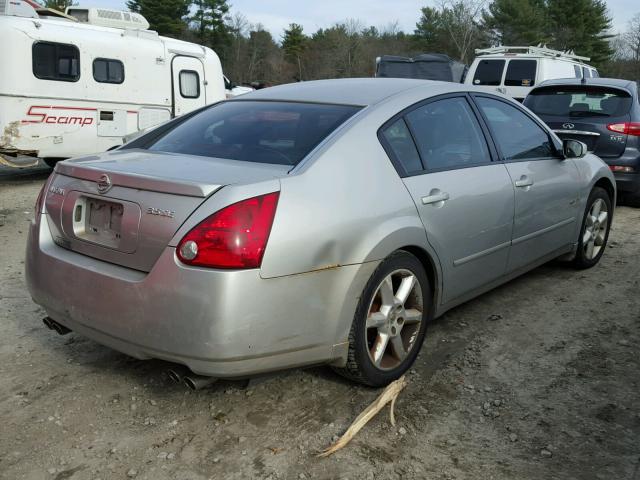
475;97;553;161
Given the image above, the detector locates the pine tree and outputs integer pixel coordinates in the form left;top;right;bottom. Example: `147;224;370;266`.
190;0;231;49
546;0;613;66
282;23;307;81
482;0;548;46
126;0;190;37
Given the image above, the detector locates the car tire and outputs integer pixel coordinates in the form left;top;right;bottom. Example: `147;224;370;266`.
334;250;431;387
572;187;612;269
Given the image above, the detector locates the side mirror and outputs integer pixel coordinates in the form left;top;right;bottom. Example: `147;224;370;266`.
563;139;587;159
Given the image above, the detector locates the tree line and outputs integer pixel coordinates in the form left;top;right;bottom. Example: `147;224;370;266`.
46;0;640;85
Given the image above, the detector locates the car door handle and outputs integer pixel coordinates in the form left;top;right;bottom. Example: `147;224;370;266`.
421;191;450;205
514;176;534;188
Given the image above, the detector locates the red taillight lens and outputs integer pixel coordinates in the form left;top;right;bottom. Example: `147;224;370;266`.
609;165;635;173
177;192;280;269
607;122;640;136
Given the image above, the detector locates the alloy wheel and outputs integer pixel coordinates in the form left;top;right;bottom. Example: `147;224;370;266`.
365;269;423;371
582;198;609;260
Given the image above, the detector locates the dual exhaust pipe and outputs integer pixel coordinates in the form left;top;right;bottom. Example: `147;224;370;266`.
43;317;72;335
167;366;218;391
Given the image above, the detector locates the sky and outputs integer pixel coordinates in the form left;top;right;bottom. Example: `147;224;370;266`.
80;0;639;40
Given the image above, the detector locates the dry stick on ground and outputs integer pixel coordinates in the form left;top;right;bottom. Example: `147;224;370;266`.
318;375;408;457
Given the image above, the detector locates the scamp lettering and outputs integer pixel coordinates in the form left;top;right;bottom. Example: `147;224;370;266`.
21;106;94;126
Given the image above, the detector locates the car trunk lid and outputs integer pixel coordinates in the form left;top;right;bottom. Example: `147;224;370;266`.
44;149;290;272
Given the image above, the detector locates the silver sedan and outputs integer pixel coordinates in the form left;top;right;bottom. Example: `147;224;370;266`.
26;79;615;387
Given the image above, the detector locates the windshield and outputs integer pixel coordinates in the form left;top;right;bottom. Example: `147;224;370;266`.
148;101;361;165
525;87;632;118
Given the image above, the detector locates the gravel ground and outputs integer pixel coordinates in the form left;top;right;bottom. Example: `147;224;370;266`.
1;167;639;480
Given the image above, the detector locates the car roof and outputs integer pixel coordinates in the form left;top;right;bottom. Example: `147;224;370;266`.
534;77;637;92
235;78;458;107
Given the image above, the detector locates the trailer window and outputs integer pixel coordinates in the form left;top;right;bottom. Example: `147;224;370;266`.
179;70;200;98
93;58;124;84
33;42;80;82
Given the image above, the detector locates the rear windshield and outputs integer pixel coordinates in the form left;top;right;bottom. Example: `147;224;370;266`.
505;60;537;87
525;87;632;118
473;60;505;86
148;101;361;165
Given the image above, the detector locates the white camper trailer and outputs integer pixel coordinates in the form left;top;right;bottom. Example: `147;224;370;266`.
0;0;227;168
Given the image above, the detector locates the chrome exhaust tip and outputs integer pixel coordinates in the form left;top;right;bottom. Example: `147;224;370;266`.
183;374;218;391
43;317;71;335
166;368;187;384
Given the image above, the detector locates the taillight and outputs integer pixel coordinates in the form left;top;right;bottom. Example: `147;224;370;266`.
177;192;280;269
607;122;640;136
35;182;47;217
609;165;635;173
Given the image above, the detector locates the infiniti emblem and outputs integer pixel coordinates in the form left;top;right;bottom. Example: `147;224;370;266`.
97;174;112;194
563;123;575;129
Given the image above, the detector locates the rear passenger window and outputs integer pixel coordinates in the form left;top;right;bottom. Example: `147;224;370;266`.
381;118;423;174
505;60;536;87
93;58;124;84
473;60;505;86
179;70;200;98
405;97;491;171
476;97;553;161
32;42;80;82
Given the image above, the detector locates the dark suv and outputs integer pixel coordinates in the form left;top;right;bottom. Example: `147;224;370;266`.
524;78;640;205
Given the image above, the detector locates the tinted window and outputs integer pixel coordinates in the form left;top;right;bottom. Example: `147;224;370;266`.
93;58;124;84
524;87;633;118
179;70;200;98
505;60;536;87
381;118;423;174
473;60;505;86
574;65;581;78
476;97;553;161
405;97;491;170
148;101;360;165
32;42;80;82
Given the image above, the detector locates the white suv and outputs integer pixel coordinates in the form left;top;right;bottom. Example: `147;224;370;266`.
464;46;599;101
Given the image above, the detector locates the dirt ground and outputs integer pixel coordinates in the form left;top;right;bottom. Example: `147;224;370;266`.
1;164;639;480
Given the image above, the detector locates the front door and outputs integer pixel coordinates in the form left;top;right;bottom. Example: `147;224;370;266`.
380;95;515;304
473;95;580;272
172;56;206;117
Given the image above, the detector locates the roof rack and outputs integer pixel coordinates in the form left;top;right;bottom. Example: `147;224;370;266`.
474;45;590;62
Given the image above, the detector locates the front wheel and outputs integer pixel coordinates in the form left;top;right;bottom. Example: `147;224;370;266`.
335;251;431;387
573;187;612;269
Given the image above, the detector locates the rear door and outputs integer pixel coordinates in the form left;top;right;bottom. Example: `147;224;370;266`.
524;85;633;158
473;95;580;272
172;56;206;117
380;94;515;304
470;59;507;95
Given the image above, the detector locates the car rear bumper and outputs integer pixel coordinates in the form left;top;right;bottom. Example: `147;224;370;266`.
612;171;640;195
25;215;376;377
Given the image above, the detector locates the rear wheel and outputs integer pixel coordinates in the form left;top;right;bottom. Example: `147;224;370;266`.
573;187;612;269
335;251;431;387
